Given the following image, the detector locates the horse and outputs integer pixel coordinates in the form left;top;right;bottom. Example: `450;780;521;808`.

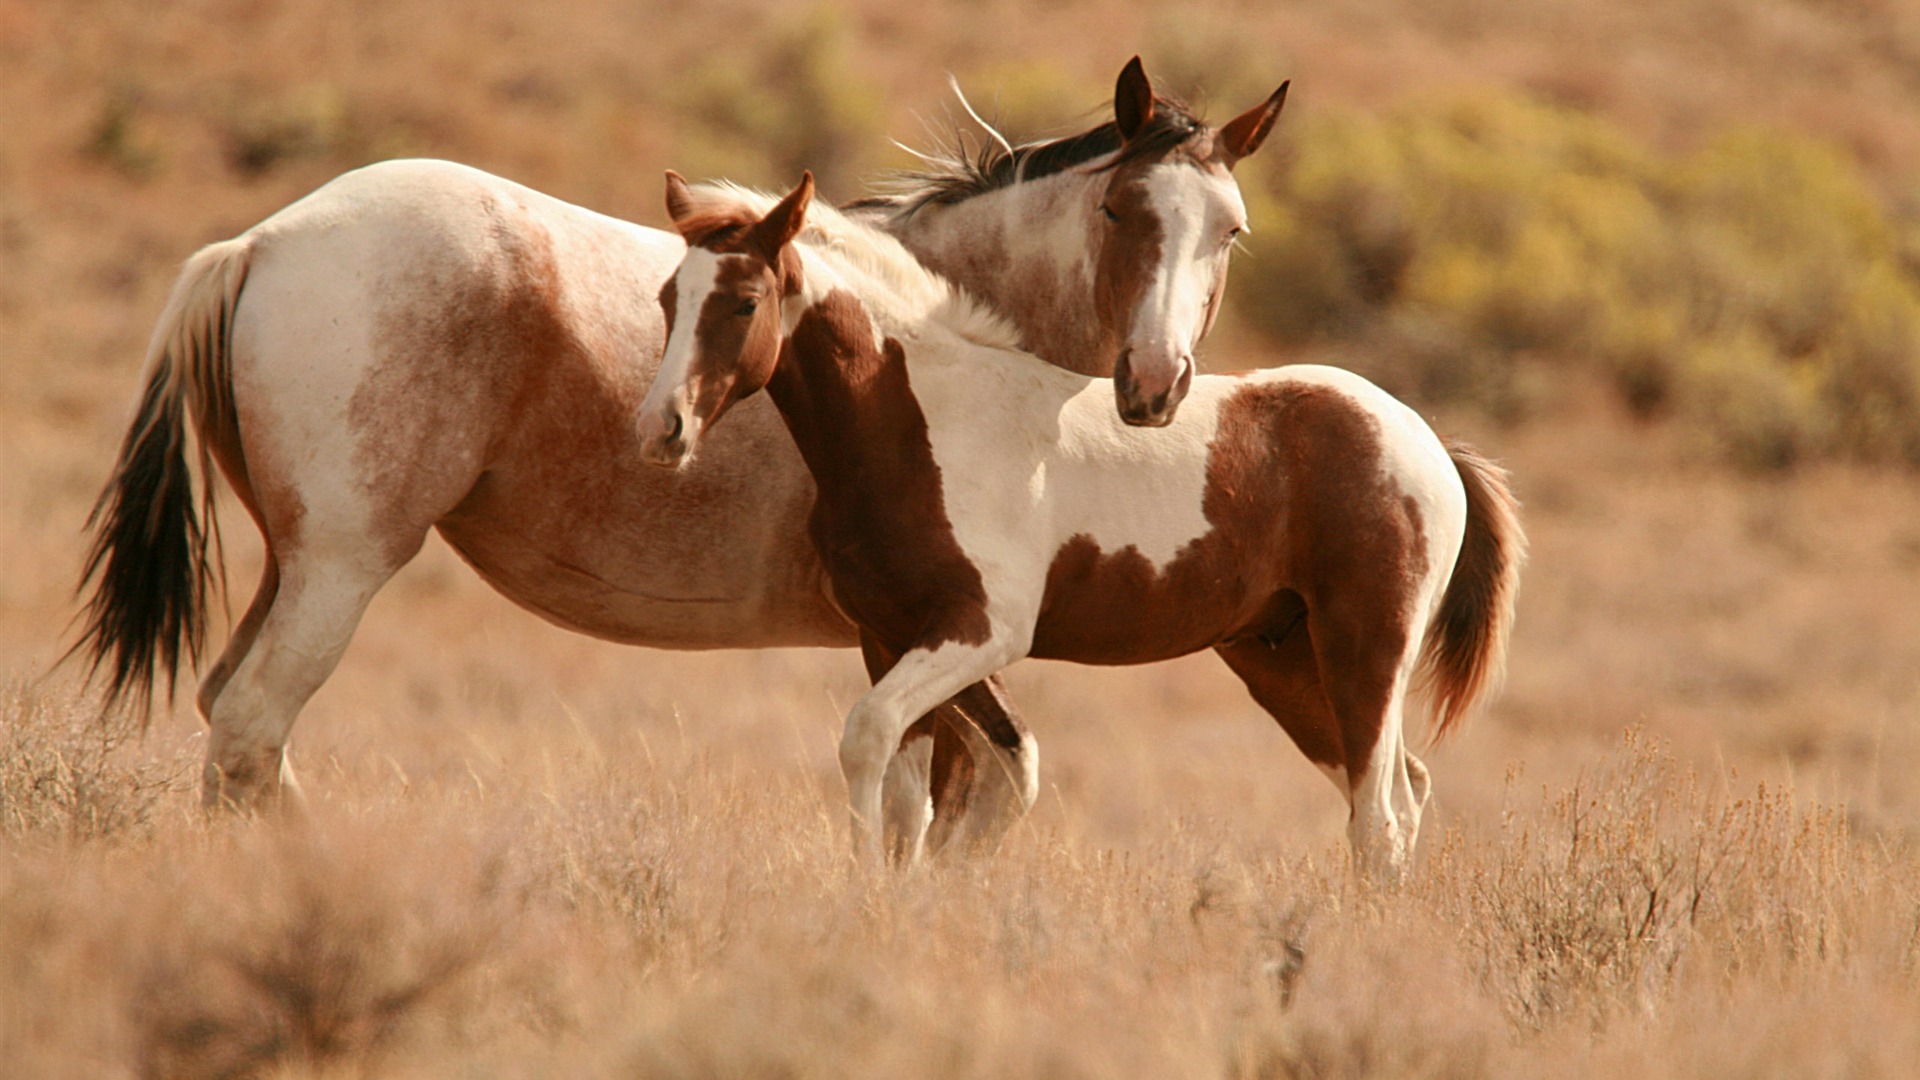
71;58;1291;857
636;174;1525;875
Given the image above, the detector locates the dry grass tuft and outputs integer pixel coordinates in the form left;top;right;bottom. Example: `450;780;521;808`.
0;680;191;842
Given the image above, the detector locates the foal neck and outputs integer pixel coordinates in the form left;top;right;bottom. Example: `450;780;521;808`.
765;286;941;509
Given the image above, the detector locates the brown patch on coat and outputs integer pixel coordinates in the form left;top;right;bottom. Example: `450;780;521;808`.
1092;172;1165;354
766;289;992;654
1032;381;1431;772
352;197;578;566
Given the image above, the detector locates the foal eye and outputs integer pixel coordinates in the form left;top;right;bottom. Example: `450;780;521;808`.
736;298;759;317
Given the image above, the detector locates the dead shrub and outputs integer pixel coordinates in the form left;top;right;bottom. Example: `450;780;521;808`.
133;827;498;1080
1436;730;1875;1030
0;681;189;842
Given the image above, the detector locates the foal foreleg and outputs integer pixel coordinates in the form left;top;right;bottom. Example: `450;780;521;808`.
861;633;1039;863
840;639;1023;865
924;674;1040;856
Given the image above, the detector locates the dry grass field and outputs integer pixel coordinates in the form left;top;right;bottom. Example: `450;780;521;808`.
6;1;1920;1076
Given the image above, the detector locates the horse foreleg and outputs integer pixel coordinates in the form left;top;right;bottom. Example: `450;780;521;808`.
881;720;936;863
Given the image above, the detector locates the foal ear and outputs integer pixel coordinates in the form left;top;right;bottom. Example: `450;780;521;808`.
665;170;696;226
1114;56;1155;141
1216;81;1290;168
749;171;814;258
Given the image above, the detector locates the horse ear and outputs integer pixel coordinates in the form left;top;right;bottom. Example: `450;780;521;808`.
665;170;696;227
1114;56;1155;141
1216;81;1290;168
750;172;814;258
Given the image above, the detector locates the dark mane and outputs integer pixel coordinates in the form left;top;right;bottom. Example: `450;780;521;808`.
846;96;1208;218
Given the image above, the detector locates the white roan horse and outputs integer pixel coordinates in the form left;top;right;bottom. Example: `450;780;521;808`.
637;174;1525;874
72;59;1290;855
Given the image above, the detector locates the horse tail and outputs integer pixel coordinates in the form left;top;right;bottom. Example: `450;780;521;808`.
1416;438;1527;740
68;238;254;717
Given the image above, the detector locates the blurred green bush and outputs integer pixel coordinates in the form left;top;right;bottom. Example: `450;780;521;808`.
1235;91;1920;469
670;7;883;194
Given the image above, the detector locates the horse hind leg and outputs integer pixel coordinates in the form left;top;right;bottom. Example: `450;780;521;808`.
197;555;280;724
1217;603;1429;877
199;537;420;812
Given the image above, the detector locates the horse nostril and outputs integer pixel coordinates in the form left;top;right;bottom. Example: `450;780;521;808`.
666;411;683;444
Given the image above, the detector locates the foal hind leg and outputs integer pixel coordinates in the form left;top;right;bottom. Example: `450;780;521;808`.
1217;627;1349;799
200;538;421;811
1218;629;1435;803
1302;606;1429;878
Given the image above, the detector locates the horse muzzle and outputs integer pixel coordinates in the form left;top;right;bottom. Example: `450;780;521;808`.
1114;348;1195;428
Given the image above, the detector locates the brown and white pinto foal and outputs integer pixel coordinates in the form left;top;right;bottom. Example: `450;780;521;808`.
639;175;1525;874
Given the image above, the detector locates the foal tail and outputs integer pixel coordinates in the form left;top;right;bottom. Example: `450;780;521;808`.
1417;439;1527;739
68;238;254;717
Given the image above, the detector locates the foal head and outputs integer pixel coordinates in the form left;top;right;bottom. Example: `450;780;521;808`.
637;172;813;468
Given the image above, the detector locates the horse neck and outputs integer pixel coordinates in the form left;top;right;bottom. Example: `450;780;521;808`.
882;173;1116;378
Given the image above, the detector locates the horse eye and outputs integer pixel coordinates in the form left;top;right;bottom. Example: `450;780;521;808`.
736;297;759;317
1101;204;1119;223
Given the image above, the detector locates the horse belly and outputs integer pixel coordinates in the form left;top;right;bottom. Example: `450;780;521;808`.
436;392;853;650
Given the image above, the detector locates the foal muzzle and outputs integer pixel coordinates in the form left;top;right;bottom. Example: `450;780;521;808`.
637;408;693;468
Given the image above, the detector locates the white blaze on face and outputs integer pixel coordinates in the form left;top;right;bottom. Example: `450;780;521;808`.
1127;164;1247;364
640;248;722;442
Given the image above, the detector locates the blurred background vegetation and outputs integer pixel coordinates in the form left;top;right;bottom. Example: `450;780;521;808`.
10;0;1920;470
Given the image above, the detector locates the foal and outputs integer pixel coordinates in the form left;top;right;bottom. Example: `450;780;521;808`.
638;176;1524;874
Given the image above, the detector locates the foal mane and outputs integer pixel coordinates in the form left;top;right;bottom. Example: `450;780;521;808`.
845;91;1208;220
681;181;1021;352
